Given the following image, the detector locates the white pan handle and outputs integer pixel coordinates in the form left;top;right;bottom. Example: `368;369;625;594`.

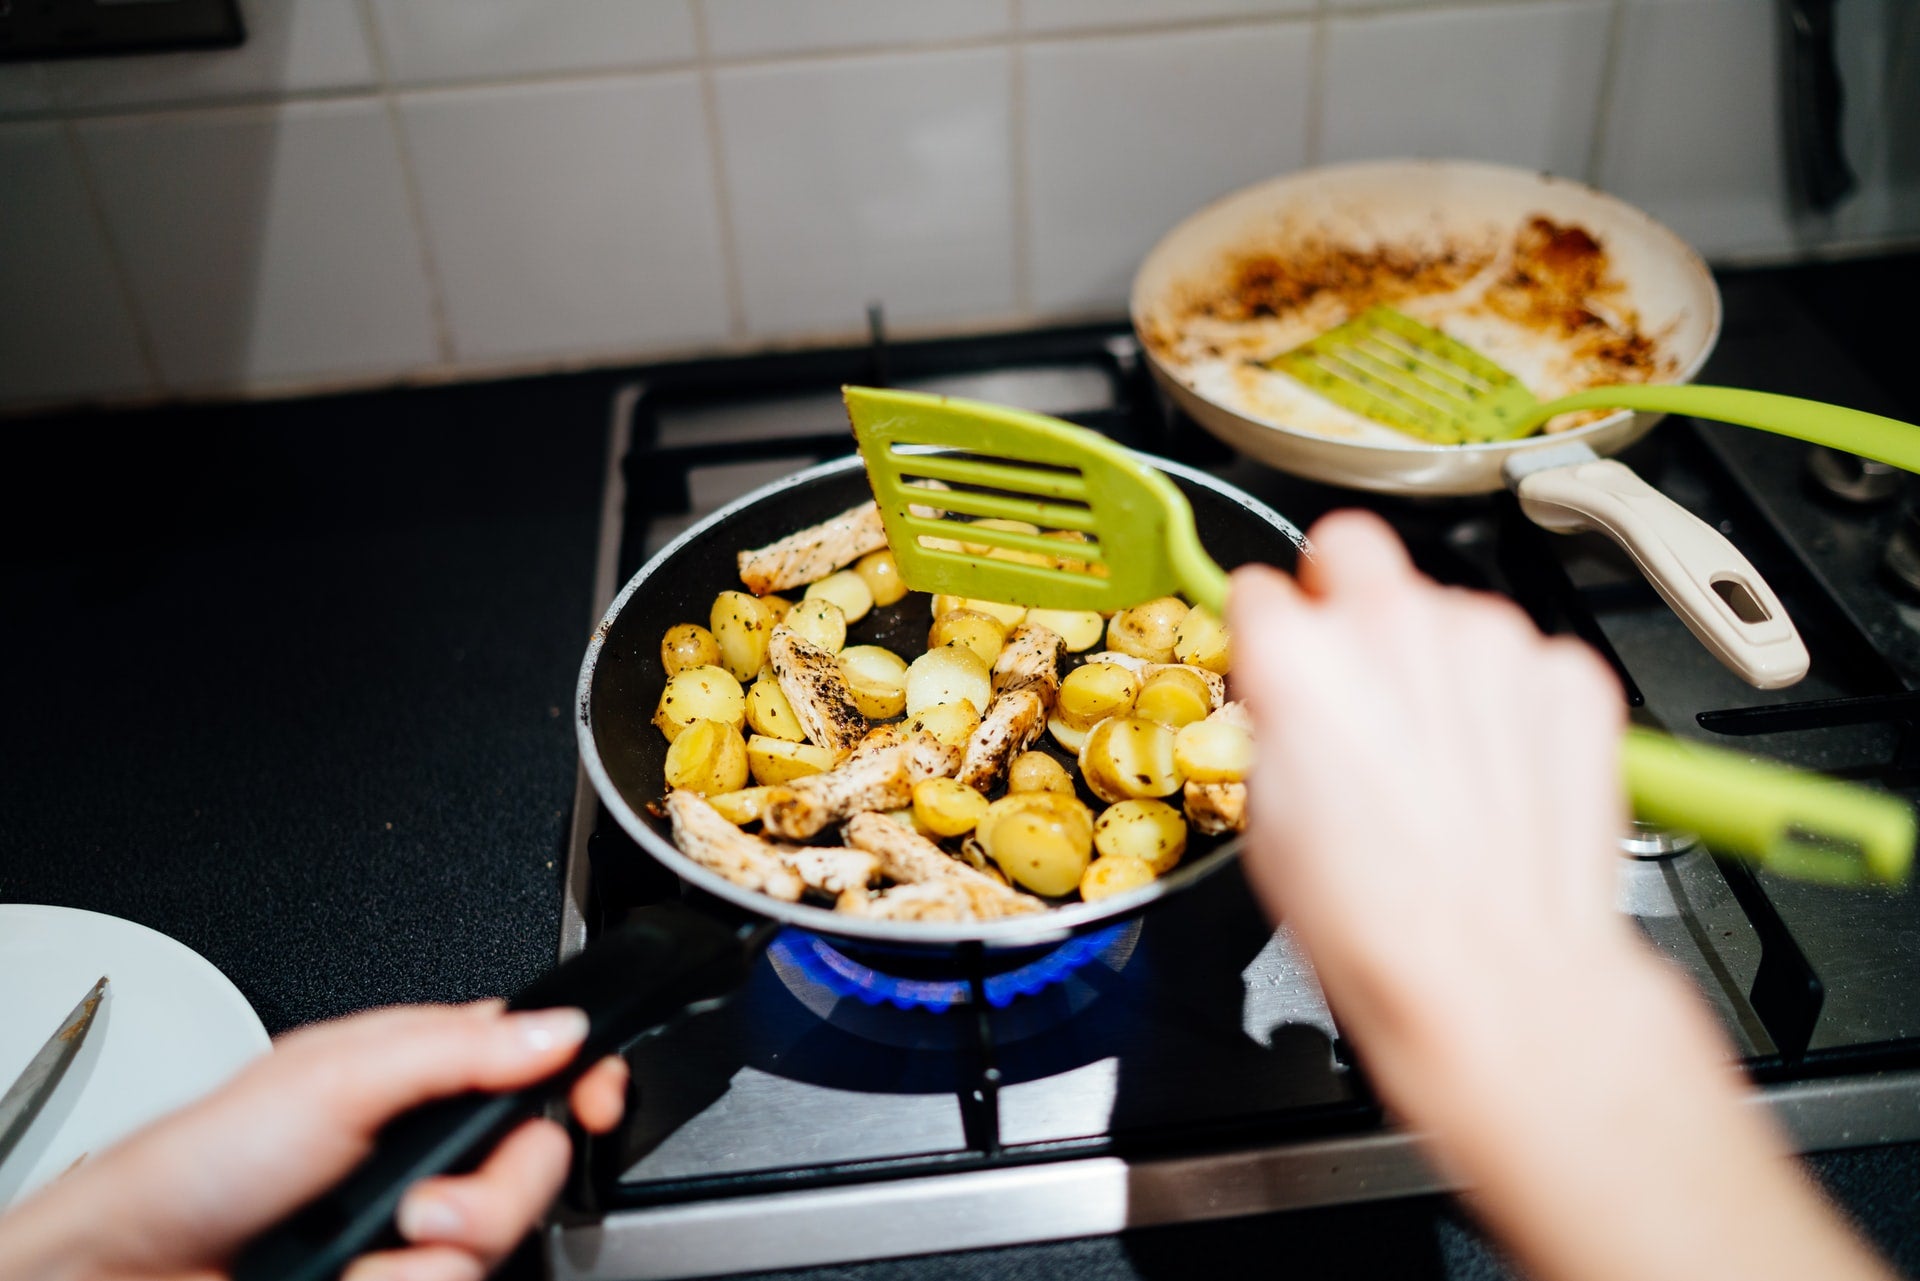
1506;447;1809;689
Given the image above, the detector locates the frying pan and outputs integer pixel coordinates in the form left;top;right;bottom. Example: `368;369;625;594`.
234;452;1306;1281
1130;159;1809;690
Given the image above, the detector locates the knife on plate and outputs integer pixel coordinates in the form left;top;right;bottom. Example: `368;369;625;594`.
0;976;109;1168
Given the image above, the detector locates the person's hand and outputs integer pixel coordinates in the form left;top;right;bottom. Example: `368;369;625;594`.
1227;510;1893;1281
0;1001;629;1281
1228;509;1637;1106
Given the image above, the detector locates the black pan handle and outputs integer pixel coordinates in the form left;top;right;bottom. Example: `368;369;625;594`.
231;901;766;1281
1785;0;1856;211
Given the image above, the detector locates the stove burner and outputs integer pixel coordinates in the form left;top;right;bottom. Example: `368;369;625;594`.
1619;820;1701;859
770;924;1133;1013
1807;446;1903;506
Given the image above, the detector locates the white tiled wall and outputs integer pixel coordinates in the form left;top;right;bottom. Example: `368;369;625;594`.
2;0;1915;410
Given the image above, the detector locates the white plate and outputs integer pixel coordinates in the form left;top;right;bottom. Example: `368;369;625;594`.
0;904;271;1208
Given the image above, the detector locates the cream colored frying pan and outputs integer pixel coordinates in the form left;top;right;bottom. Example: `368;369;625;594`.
1130;159;1807;689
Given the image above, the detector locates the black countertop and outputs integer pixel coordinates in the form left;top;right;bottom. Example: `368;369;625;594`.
3;257;1918;1279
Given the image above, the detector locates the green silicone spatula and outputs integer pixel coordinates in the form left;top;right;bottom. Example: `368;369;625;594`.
844;385;1230;615
1267;304;1920;463
843;384;1914;887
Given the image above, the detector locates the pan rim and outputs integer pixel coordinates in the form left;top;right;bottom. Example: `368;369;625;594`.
575;451;1306;948
1128;157;1724;461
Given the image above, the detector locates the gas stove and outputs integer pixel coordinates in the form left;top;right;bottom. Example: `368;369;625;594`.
548;277;1920;1280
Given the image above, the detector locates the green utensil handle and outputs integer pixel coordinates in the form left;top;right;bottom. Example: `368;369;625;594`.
1541;385;1920;475
1621;726;1915;885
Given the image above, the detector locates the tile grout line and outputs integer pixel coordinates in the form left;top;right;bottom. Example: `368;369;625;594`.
1009;0;1033;319
59;116;166;394
358;0;457;365
1304;0;1330;168
691;0;750;340
1582;0;1630;187
0;11;1348;128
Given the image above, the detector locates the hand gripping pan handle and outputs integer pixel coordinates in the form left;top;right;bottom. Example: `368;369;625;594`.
231;902;763;1281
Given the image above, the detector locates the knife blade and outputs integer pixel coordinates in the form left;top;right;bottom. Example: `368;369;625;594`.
0;976;109;1168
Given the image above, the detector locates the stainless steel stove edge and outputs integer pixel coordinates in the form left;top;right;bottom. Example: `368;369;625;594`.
545;1069;1920;1281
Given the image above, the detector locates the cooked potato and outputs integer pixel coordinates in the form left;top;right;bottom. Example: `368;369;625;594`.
904;644;992;717
746;735;837;786
663;719;749;795
909;698;982;749
928;609;1008;667
745;676;807;742
1036;530;1113;580
979;791;1094;896
707;785;778;825
661;623;722;677
1078;715;1181;802
805;569;875;624
1080;855;1157;902
1008;751;1075;795
1056;661;1140;731
710;591;776;681
912;777;991;838
960;518;1040;555
1024;608;1105;652
655;665;746;740
1173;605;1230;674
761;594;794;623
854;549;908;607
1093;798;1187;875
931;594;1027;629
784;597;847;653
1107;596;1189;663
839;644;909;719
1173;720;1253;784
1047;715;1088;755
1135;667;1214;728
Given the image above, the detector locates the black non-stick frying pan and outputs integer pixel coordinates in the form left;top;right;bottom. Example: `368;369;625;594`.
235;453;1306;1281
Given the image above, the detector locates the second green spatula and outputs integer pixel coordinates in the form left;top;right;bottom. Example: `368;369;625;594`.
1267;304;1920;464
842;385;1915;887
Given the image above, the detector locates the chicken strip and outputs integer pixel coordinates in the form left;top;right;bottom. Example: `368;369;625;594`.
768;625;867;756
991;623;1065;706
1185;780;1248;835
1208;699;1251;732
841;814;1044;919
763;738;961;839
956;688;1047;792
667;791;805;901
778;846;881;897
737;502;888;596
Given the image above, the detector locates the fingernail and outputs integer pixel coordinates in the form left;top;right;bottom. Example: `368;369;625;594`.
514;1007;588;1053
397;1192;464;1241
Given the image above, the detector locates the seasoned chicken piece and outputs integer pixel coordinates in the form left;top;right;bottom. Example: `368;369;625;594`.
768;625;867;756
737;501;889;596
1082;650;1147;674
845;723;907;761
842;813;1043;917
763;739;961;839
991;623;1065;706
956;688;1047;792
667;791;805;901
778;846;881;896
834;880;975;922
1185;780;1248;835
1146;662;1226;710
1208;699;1252;732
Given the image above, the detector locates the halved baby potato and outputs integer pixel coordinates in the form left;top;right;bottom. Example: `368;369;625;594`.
1079;715;1181;802
1092;798;1187;875
710;591;775;681
1106;596;1189;664
904;644;992;717
655;665;746;740
908;698;982;750
663;719;749;795
1173;720;1253;784
840;644;909;719
1024;607;1105;652
783;597;848;653
745;676;807;742
746;735;837;786
928;609;1008;667
661;623;721;678
805;570;875;624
